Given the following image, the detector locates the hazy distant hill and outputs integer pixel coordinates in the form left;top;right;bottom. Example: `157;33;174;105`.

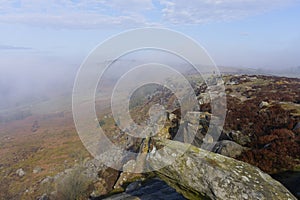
270;66;300;78
218;66;262;75
219;66;300;78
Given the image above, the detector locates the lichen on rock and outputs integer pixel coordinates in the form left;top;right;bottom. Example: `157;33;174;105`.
148;139;297;200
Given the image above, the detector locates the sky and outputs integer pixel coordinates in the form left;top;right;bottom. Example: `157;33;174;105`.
1;0;300;108
1;0;300;70
0;0;300;69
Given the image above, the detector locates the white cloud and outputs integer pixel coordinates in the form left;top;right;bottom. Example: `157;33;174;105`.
0;0;154;28
106;0;154;13
159;0;298;24
0;0;298;28
0;44;32;50
0;13;146;29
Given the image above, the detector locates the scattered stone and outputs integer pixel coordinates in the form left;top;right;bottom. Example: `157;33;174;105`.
249;76;258;81
226;77;239;85
259;101;270;108
40;176;53;185
16;168;25;177
293;122;300;131
33;166;42;174
229;130;251;146
37;193;49;200
198;93;210;105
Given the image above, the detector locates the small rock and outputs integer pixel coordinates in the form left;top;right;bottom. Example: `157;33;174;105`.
38;193;49;200
199;93;210;105
226;80;239;85
41;176;53;184
168;113;177;122
213;140;245;158
33;166;42;174
242;193;249;199
125;181;142;192
293;122;300;131
259;101;269;108
16;168;25;177
229;130;251;146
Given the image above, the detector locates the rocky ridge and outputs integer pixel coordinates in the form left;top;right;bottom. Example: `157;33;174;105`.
36;74;299;200
109;75;300;199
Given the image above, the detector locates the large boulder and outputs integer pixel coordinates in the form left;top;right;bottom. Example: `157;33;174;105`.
148;139;297;200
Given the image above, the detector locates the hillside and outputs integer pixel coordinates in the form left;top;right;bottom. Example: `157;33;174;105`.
0;74;299;199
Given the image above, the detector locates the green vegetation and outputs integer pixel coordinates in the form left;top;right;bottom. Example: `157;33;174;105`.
55;166;92;200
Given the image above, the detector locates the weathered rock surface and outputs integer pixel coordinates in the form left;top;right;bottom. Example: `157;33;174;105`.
113;159;145;190
212;140;245;158
148;139;297;200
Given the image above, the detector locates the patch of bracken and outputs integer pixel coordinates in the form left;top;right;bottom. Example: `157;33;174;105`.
238;128;300;173
223;75;300;173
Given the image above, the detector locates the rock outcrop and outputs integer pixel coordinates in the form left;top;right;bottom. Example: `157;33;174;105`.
148;139;297;200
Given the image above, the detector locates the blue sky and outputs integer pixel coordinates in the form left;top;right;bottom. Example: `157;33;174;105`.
1;0;300;72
